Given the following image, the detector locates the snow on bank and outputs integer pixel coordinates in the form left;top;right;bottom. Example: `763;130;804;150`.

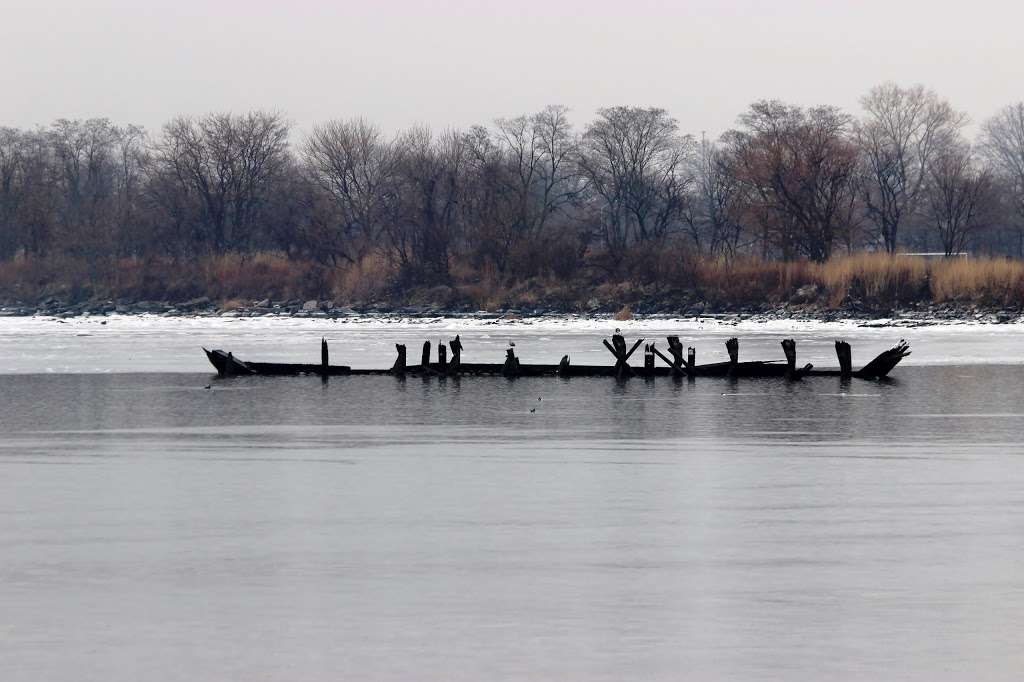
1;314;1022;374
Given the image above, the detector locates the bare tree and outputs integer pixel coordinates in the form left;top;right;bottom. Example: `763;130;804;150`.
684;136;747;258
724;101;860;261
156;111;289;253
980;102;1024;254
924;146;994;256
578;106;693;265
856;83;967;253
302;118;403;264
391;127;466;282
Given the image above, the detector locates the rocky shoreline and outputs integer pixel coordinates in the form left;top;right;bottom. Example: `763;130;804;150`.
1;295;1021;327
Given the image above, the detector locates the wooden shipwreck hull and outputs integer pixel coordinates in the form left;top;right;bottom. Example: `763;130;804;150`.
204;335;911;381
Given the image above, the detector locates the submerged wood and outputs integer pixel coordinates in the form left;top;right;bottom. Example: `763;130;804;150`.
203;336;911;381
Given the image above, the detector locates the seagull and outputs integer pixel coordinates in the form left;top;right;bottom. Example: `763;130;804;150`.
529;407;537;413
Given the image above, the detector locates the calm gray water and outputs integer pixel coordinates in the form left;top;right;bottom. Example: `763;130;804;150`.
3;321;1024;680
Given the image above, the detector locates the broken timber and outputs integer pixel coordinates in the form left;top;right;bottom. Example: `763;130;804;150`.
203;336;911;381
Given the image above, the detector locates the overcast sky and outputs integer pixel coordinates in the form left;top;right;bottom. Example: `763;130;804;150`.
2;0;1022;138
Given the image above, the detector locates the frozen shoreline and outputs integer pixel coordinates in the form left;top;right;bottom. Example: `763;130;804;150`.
0;310;1022;332
2;313;1024;375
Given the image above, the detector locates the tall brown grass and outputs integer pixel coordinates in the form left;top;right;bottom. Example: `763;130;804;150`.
0;251;1022;311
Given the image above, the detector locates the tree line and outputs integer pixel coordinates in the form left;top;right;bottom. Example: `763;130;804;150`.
2;83;1024;289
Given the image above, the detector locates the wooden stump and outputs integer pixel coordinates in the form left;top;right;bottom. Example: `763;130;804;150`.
781;339;796;374
644;344;655;376
603;335;644;379
835;340;852;378
687;347;695;374
438;343;448;375
726;338;739;376
448;335;462;376
321;338;329;378
558;354;571;377
667;336;684;366
391;344;407;375
502;347;520;378
421;341;431;370
781;339;812;380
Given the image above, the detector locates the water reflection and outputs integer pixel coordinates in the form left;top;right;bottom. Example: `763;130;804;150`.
2;367;1024;681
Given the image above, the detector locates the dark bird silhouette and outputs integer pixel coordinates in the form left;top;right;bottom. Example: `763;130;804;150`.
529;407;537;413
508;340;516;347
203;385;211;390
538;397;542;401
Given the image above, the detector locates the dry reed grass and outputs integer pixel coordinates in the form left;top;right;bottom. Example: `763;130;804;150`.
1;251;1023;311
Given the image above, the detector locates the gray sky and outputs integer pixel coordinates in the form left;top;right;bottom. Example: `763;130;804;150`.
2;0;1022;137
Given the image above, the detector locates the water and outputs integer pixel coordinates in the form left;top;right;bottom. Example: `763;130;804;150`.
2;318;1024;681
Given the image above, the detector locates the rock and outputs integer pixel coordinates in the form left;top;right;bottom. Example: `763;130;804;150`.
791;284;821;304
302;299;319;311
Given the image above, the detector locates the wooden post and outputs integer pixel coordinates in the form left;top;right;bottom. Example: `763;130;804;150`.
438;343;447;374
835;340;852;378
644;343;655;376
781;339;796;375
687;347;695;373
391;344;407;375
502;347;520;378
421;340;431;370
321;338;329;372
225;352;234;377
667;336;684;367
603;336;644;379
558;354;571;377
657;336;687;377
611;333;627;356
726;337;739;374
448;335;462;376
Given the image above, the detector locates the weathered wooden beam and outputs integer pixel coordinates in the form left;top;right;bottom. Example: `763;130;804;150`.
611;333;627;357
558;354;571;377
726;337;739;376
781;339;796;374
448;335;462;376
421;341;431;369
603;335;644;379
835;340;852;378
438;343;447;375
502;347;520;378
321;338;329;373
651;344;686;377
857;339;911;379
781;339;813;380
391;344;407;375
643;344;655;377
687;347;696;373
624;338;645;362
666;336;684;367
